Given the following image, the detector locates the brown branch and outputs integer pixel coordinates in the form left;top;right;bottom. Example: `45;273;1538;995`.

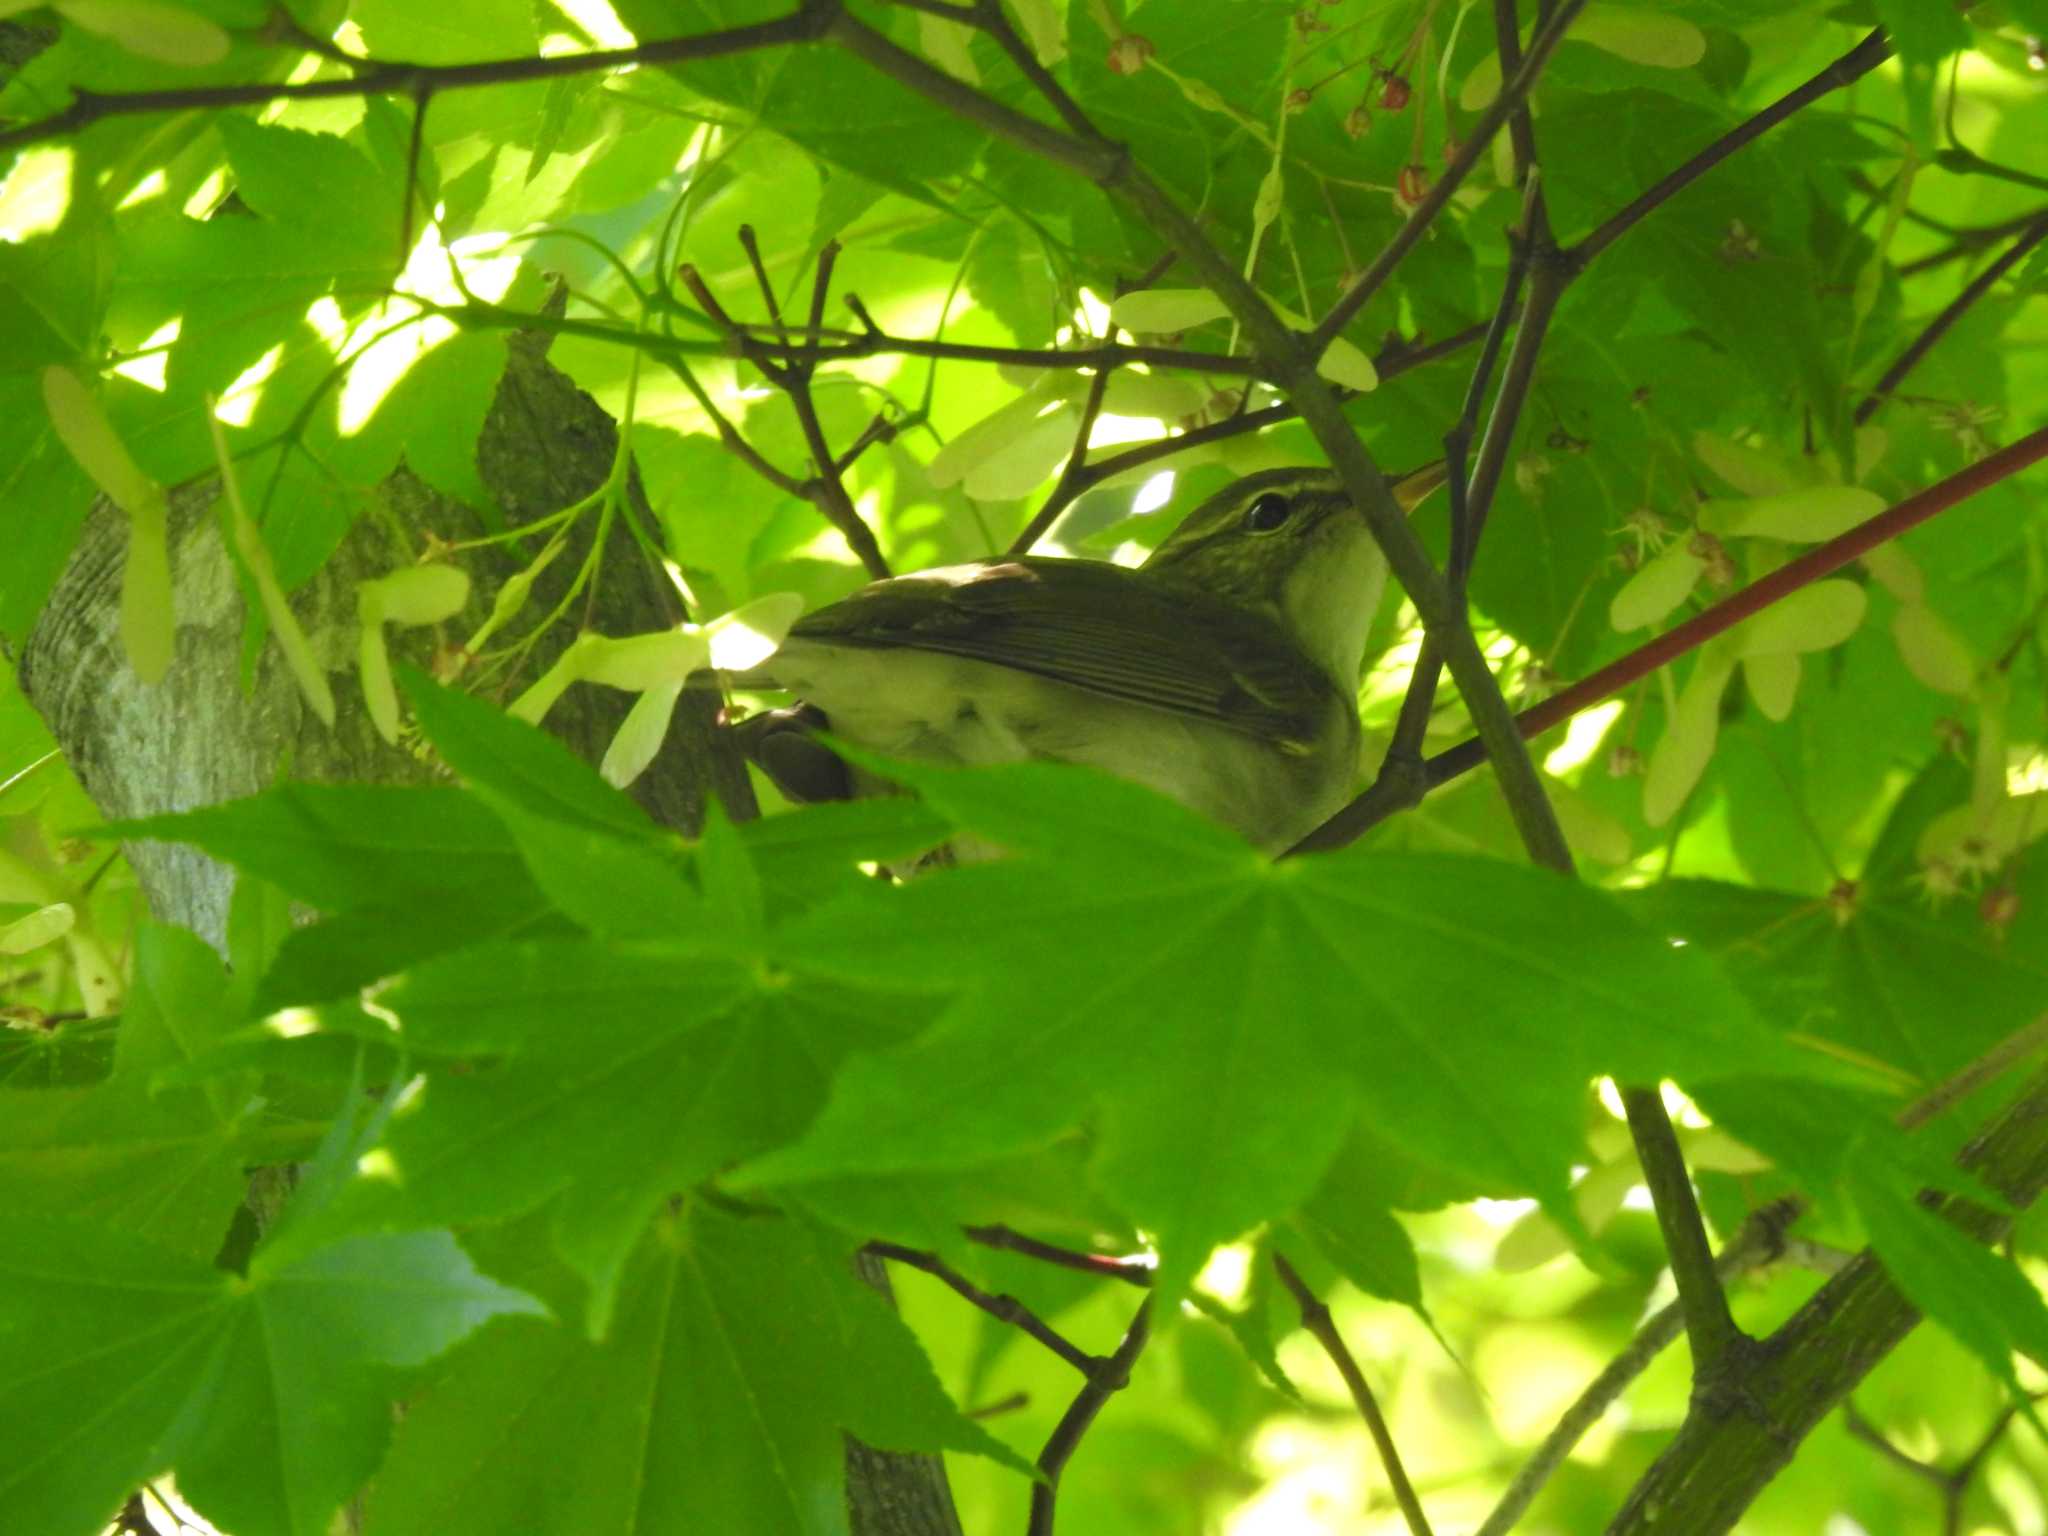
1008;252;1178;554
0;7;834;155
421;294;1266;376
1896;203;2048;275
1606;1066;2048;1535
679;253;891;578
1027;1301;1152;1536
1622;1085;1745;1377
1855;212;2048;424
1272;1252;1434;1536
962;1224;1155;1287
865;1241;1105;1376
1571;27;1893;265
1051;323;1488;515
1310;0;1589;353
1474;1198;1804;1536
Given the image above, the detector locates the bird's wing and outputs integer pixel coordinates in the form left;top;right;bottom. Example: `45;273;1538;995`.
779;558;1334;747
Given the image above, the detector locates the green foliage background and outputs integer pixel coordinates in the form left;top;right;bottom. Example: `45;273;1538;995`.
2;0;2047;1533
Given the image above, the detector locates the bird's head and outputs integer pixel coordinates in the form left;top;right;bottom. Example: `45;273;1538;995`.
1142;463;1444;689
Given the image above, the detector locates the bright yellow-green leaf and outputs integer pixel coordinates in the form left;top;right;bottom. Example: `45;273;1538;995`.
1697;485;1885;542
119;498;175;685
1108;288;1231;332
1742;651;1800;721
1644;657;1732;825
360;620;400;743
704;592;805;672
1316;336;1379;393
0;902;74;956
367;565;471;627
600;681;682;788
1691;430;1799;497
41;366;164;522
1609;541;1703;631
575;629;712;691
927;381;1068;489
1729;580;1866;656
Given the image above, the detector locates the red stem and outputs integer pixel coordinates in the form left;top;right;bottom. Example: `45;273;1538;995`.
1425;423;2048;784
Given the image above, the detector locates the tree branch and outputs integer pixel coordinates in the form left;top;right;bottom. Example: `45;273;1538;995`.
1027;1301;1152;1536
1571;27;1893;265
0;6;835;155
1475;1198;1803;1536
1273;1251;1433;1536
1419;424;2048;791
1606;1066;2048;1536
1622;1086;1743;1378
1855;212;2048;425
865;1241;1105;1376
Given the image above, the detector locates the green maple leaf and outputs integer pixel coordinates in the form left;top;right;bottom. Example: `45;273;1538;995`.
362;1202;1029;1536
739;757;1813;1305
0;1209;540;1536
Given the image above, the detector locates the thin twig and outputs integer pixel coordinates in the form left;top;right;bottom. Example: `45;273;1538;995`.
1622;1085;1744;1378
1841;1401;1946;1483
0;7;839;155
1026;1301;1152;1536
1272;1252;1434;1536
1571;27;1893;264
1855;212;2048;424
1473;1197;1802;1536
679;252;891;578
1311;0;1588;352
1008;254;1178;554
1050;323;1488;517
1897;1015;2048;1133
865;1241;1105;1376
963;1224;1155;1287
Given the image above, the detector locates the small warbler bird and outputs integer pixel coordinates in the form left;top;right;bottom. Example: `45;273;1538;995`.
735;463;1446;854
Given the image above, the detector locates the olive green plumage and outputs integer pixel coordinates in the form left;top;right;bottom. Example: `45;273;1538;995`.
738;464;1442;853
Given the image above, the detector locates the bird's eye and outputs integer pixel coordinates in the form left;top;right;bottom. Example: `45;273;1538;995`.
1244;493;1293;533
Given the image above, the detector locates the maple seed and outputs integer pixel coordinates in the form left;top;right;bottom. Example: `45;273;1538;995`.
1344;102;1373;139
1107;34;1154;74
1379;72;1412;110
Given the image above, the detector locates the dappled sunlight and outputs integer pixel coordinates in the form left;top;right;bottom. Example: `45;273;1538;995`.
330;223;522;434
0;145;73;240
